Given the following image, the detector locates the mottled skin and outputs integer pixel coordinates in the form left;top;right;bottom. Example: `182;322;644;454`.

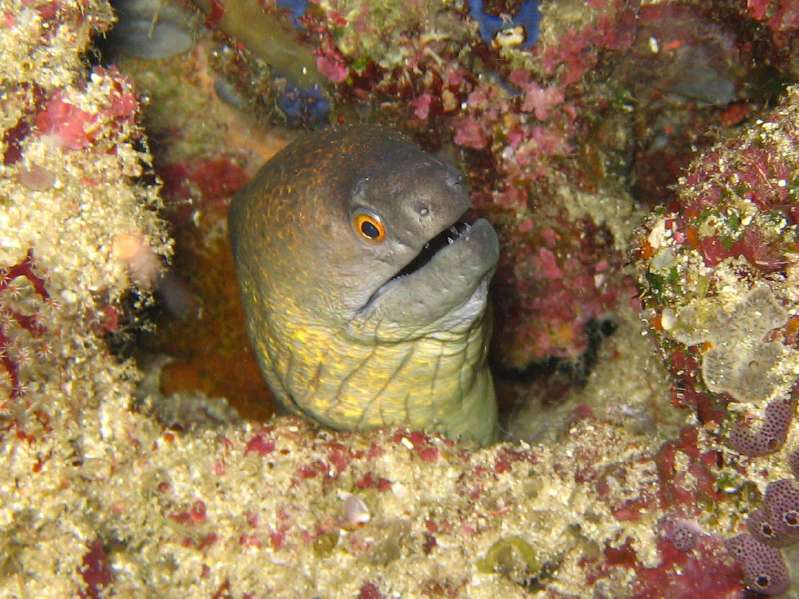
229;126;499;443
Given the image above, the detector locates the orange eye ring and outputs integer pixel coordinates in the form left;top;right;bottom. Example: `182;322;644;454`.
353;211;386;243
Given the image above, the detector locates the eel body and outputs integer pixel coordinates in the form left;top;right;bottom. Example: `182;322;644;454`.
229;126;499;443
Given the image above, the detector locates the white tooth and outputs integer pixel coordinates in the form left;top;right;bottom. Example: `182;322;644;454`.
447;237;453;244
465;222;472;231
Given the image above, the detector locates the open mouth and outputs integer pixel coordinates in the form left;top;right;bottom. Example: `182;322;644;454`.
390;213;474;281
356;212;475;313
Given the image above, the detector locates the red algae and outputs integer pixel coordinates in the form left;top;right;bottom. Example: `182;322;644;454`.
588;533;743;598
158;157;250;221
78;540;114;599
359;582;382;599
244;432;276;455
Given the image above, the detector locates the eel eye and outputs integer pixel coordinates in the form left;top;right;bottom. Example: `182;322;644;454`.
353;211;386;243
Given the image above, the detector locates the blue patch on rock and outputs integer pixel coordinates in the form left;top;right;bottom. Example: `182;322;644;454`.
277;81;330;127
276;0;308;28
468;0;541;48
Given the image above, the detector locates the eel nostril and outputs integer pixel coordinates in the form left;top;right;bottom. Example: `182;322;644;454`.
445;171;465;189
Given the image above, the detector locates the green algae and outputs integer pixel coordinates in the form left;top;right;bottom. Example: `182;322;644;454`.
477;536;541;585
312;531;339;558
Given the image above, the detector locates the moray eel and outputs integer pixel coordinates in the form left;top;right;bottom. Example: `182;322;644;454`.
229;126;499;444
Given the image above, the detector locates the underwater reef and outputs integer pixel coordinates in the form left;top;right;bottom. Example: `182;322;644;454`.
1;0;799;597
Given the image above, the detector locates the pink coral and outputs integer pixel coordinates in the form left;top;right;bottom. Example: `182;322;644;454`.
35;70;138;151
316;54;348;83
509;70;565;120
452;116;488;149
35;91;94;150
314;40;349;83
535;247;562;279
410;93;432;120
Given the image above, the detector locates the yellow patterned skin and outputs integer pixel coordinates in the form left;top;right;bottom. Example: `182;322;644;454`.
229;126;499;444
